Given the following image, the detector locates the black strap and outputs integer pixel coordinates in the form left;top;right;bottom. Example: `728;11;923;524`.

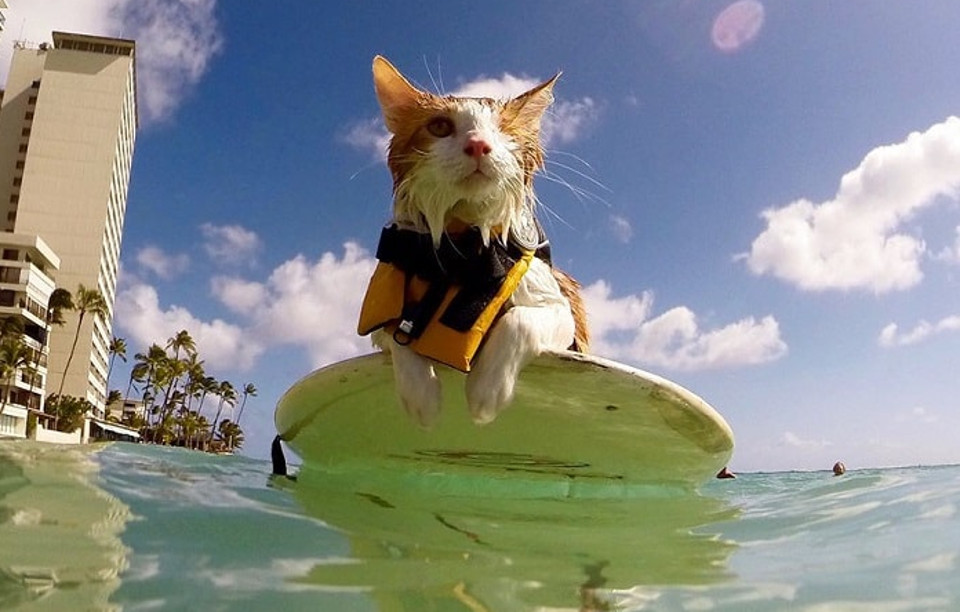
376;224;547;336
394;278;448;344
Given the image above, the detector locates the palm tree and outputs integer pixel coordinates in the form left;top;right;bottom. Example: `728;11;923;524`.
44;394;92;433
193;375;219;445
0;318;26;409
46;288;74;327
176;408;209;449
105;389;123;422
0;335;31;413
209;380;236;442
217;419;244;452
152;411;176;445
0;316;24;338
181;354;206;412
44;288;74;429
125;360;149;400
58;284;108;396
166;329;196;361
107;336;128;388
131;344;166;417
235;383;258;426
157;353;187;419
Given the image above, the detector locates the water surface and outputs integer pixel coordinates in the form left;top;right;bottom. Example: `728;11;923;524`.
1;441;958;611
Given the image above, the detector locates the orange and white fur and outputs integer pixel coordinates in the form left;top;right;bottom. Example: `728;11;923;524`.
371;55;588;426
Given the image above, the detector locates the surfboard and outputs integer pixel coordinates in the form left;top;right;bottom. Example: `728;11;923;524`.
275;350;734;498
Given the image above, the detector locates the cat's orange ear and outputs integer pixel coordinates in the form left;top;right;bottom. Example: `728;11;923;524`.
372;56;425;134
502;72;561;128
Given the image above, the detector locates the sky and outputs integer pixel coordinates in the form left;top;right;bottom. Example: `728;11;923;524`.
4;0;960;472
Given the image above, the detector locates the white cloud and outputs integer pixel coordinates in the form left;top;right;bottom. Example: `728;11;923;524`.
205;242;376;369
452;73;537;99
209;276;267;314
136;245;189;279
117;0;224;124
742;116;960;293
114;283;263;371
609;214;634;243
582;280;787;371
115;243;375;375
543;97;598;147
933;225;960;264
781;431;832;450
0;1;121;74
878;315;960;347
235;243;376;368
119;242;784;381
0;0;223;125
341;117;389;162
200;223;262;267
896;406;938;425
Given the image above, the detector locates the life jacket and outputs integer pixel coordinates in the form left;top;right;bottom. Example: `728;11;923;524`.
357;221;550;372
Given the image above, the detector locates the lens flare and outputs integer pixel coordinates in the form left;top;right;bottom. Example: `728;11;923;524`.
711;0;765;53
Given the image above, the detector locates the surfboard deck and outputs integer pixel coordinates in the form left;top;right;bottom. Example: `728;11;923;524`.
275;350;734;498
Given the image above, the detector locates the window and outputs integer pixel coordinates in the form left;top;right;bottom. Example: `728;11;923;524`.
8;195;18;204
2;249;17;261
28;96;37;105
0;414;17;436
12;177;21;187
31;80;40;89
18;144;27;153
6;212;15;223
24;111;33;120
15;161;24;170
20;128;30;137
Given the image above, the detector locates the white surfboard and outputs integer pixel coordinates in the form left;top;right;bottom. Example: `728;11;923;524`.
275;351;734;498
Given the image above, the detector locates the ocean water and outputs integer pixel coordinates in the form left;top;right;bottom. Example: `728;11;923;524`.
1;441;958;611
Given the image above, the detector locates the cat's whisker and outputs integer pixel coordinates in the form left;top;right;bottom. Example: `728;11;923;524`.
546;149;601;174
539;168;610;210
530;192;574;231
348;158;386;181
543;160;610;198
422;55;445;96
544;152;611;194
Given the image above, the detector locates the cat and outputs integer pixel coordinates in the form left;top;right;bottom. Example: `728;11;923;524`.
358;55;589;427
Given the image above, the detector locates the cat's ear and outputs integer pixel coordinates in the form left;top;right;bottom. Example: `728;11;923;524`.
372;56;425;134
502;73;561;128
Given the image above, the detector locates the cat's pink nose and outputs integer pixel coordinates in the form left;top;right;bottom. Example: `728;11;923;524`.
463;136;492;159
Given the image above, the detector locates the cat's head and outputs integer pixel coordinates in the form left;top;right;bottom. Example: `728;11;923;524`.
372;55;558;246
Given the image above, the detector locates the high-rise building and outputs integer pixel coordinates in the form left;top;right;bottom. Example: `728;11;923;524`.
0;233;58;438
0;2;8;40
0;31;137;424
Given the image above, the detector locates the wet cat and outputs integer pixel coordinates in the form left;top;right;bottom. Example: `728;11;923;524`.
358;55;588;426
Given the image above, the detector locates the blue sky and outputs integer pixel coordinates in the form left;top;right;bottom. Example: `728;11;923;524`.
5;1;960;472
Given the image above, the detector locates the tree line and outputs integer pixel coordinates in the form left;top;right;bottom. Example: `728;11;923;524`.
0;283;255;452
109;329;257;452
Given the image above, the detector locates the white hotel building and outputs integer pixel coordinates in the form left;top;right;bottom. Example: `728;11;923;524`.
0;32;137;441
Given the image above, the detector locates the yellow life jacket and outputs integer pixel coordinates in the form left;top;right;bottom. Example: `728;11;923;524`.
357;224;541;372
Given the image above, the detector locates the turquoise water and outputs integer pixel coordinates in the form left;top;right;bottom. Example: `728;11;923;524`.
2;441;959;611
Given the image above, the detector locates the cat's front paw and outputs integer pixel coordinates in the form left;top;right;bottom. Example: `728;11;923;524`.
465;364;517;424
396;370;442;428
390;344;443;428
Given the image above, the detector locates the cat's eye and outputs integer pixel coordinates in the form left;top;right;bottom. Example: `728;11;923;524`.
426;117;455;138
